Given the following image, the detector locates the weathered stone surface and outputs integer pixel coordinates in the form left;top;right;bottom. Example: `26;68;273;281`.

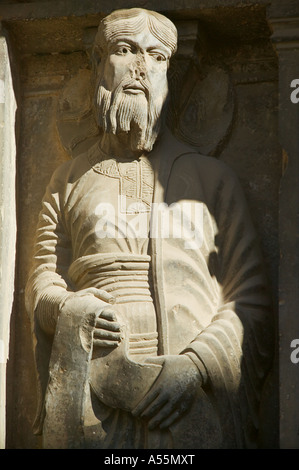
22;8;274;450
3;1;284;450
0;30;17;449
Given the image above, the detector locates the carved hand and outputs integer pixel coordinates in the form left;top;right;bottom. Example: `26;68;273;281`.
60;287;122;349
132;354;202;430
93;306;122;349
76;288;122;349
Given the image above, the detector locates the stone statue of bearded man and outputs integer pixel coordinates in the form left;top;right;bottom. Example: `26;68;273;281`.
25;8;274;449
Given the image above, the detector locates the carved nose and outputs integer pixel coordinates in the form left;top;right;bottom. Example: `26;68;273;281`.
132;68;145;80
131;59;146;80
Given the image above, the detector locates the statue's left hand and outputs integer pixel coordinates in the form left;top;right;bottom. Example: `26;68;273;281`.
132;354;202;430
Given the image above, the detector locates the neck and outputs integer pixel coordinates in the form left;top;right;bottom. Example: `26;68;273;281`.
99;131;151;161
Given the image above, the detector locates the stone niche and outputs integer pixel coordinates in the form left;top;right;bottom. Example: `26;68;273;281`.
1;0;297;449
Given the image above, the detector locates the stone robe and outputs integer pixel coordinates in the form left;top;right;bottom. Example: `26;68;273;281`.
25;129;273;449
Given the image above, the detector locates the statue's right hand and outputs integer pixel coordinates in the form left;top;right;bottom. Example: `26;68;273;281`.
93;307;122;349
60;288;121;349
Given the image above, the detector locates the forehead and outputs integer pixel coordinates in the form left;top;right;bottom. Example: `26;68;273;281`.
108;28;172;55
98;11;176;57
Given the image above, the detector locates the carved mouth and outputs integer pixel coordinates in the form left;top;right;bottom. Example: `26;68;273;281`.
123;83;146;95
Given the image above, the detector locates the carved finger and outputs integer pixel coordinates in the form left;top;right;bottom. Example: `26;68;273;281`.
92;288;116;304
159;410;185;429
148;400;177;430
77;287;115;304
98;308;118;322
94;318;121;332
140;392;169;420
93;339;119;348
158;403;189;430
132;387;161;417
93;328;121;341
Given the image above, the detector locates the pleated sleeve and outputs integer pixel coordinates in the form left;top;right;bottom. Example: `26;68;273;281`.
25;162;73;336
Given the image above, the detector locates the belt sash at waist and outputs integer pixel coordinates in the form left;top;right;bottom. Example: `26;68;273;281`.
68;253;153;303
69;253;157;358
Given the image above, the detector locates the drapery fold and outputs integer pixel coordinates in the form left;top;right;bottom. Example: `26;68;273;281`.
25;130;274;447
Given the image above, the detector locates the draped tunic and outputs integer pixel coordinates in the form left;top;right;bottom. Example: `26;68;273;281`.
25;129;273;449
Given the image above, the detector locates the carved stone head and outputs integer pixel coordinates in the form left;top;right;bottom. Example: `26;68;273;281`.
92;8;178;153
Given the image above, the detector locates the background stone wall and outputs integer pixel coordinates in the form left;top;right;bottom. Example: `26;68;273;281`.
1;0;285;448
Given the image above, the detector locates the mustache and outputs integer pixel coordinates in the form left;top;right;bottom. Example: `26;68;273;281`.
113;73;151;98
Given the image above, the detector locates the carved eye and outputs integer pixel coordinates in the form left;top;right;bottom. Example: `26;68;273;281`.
151;52;166;62
116;46;130;55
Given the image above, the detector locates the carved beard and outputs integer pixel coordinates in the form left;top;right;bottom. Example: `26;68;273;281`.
95;75;167;153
